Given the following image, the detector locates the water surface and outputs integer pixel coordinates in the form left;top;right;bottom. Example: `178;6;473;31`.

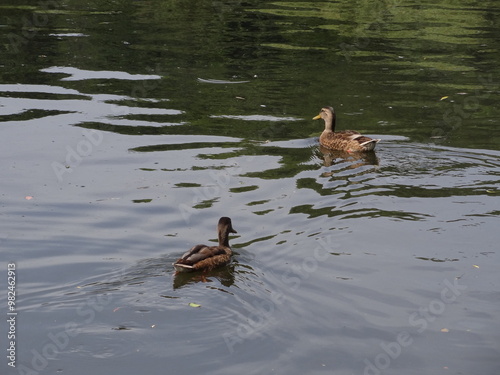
1;1;499;374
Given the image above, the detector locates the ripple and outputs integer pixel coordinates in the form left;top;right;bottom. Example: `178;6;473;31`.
0;83;182;133
210;114;301;122
49;33;89;38
197;78;250;84
41;66;163;81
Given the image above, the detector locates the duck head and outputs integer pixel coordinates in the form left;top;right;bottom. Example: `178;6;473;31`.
218;217;237;234
313;107;336;131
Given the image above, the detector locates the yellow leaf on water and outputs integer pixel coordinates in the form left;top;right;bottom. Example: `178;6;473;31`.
473;264;479;268
189;303;201;308
441;328;449;333
440;96;449;101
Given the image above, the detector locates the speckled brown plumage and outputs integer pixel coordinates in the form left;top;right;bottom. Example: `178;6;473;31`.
173;217;237;273
313;107;380;152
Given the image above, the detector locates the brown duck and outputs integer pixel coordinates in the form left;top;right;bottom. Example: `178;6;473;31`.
173;217;237;273
313;107;380;152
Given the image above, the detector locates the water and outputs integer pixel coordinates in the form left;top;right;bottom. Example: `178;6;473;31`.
1;0;499;374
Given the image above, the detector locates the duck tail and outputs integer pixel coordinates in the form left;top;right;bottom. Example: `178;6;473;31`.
360;139;381;151
173;263;194;272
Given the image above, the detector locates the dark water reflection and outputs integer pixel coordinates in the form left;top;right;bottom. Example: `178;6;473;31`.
1;0;500;374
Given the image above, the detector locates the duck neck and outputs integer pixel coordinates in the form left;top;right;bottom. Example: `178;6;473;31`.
325;113;336;132
218;229;230;247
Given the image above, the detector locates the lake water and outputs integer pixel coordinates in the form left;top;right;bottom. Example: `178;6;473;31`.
1;0;499;374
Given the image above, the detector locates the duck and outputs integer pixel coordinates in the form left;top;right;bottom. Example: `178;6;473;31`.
313;106;380;152
173;217;237;273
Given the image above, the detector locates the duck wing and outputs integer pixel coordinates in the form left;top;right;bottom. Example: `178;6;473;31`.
321;131;380;152
348;134;381;151
176;244;227;266
348;134;370;142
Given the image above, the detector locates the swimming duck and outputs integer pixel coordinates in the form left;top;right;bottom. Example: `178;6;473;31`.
173;217;237;273
313;107;380;152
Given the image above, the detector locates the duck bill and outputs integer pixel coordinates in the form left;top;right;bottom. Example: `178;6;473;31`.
312;114;321;120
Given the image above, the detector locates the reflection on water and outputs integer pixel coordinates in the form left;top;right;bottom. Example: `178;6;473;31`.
318;145;379;169
172;262;243;290
1;0;500;374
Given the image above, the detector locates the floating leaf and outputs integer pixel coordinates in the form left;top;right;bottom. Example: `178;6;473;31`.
440;96;449;101
473;264;479;268
189;303;201;308
441;328;449;333
25;196;34;200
